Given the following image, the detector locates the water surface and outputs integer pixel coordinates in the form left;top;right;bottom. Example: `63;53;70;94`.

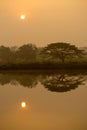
0;70;87;130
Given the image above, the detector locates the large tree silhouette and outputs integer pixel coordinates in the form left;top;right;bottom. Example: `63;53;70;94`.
40;42;84;63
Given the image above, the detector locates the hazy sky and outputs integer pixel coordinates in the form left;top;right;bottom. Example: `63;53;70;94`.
0;0;87;47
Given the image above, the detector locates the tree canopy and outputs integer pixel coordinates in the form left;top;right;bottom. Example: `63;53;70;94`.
0;46;14;62
16;44;37;62
0;42;85;65
40;42;84;63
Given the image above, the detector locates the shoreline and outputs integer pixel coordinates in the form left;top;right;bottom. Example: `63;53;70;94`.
0;62;87;70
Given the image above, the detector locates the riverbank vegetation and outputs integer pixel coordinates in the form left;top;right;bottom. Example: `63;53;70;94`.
0;42;87;69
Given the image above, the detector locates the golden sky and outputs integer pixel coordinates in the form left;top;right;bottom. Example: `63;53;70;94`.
0;0;87;47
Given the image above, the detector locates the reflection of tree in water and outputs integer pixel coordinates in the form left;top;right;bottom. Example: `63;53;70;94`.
0;73;38;88
41;73;85;92
0;71;86;92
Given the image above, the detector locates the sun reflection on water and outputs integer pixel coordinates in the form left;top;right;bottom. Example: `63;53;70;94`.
21;101;27;109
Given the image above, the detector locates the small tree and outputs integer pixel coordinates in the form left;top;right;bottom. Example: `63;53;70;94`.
0;46;14;63
40;42;84;63
16;44;37;62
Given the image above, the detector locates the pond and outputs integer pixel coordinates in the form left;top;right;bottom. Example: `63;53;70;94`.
0;70;87;130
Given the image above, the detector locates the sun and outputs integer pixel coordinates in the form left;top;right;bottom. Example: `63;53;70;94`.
20;14;26;20
21;102;26;108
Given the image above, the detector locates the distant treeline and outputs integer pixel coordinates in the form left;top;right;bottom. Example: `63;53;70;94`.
0;42;87;69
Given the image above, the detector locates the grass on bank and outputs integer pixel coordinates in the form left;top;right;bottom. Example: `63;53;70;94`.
0;60;87;70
